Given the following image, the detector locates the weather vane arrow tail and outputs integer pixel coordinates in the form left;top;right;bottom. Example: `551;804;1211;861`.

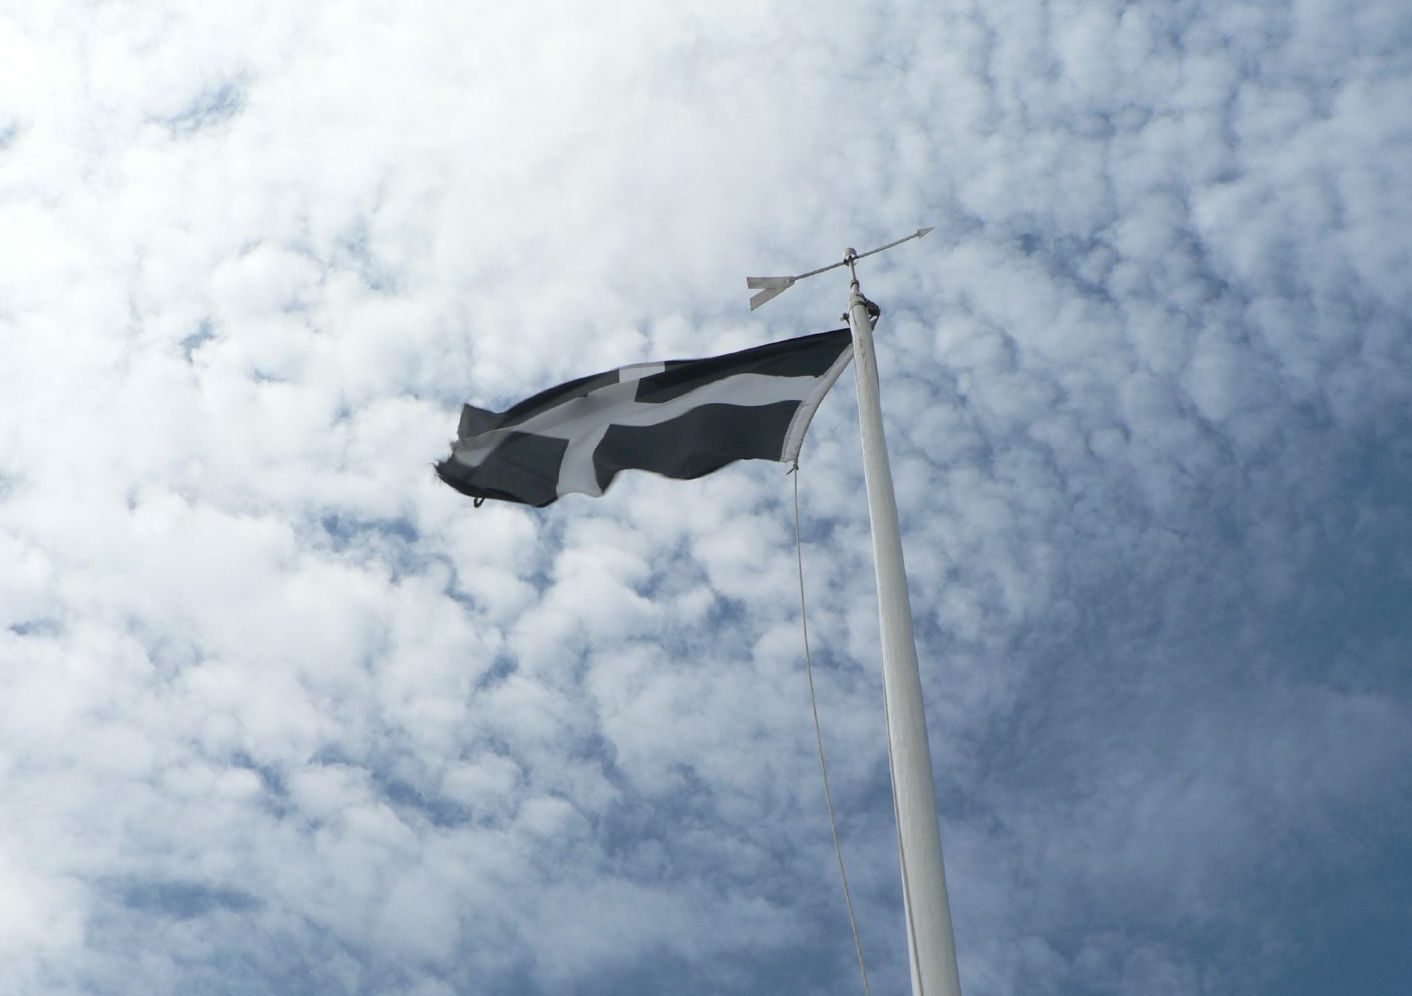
746;275;796;310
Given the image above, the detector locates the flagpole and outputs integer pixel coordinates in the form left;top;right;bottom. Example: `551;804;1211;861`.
844;251;963;996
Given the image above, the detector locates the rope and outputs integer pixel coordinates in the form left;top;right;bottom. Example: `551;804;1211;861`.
791;464;873;996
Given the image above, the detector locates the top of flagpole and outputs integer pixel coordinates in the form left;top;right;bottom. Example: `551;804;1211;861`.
746;227;933;310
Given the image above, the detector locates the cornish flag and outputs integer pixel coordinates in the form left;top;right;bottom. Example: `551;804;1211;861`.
437;328;854;507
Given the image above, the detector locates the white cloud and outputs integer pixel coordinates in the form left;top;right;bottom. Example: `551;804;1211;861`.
2;0;1409;994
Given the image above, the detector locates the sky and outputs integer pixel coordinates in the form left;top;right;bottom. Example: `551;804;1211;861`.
2;1;1410;994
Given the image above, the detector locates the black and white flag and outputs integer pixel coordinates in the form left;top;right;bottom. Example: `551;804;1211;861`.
437;328;854;507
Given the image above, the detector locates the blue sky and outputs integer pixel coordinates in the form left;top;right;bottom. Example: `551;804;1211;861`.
2;1;1410;994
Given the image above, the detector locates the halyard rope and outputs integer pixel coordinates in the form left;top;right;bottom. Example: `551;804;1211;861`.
792;464;873;996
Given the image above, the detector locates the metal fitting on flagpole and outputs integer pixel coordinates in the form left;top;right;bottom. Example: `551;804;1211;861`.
843;295;882;328
843;250;882;328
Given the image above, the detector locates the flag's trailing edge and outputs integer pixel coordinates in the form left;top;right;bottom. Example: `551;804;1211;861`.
437;328;854;507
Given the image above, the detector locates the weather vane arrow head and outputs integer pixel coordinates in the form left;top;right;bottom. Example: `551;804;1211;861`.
744;226;933;310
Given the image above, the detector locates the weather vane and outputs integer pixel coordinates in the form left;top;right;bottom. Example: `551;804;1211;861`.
745;226;933;310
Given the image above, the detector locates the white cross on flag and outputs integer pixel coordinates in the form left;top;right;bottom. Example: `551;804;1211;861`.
437;328;854;506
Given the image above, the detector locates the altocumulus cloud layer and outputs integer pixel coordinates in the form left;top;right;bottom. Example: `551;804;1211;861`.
2;1;1410;994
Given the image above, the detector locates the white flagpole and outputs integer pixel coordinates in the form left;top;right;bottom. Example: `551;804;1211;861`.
844;251;963;996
